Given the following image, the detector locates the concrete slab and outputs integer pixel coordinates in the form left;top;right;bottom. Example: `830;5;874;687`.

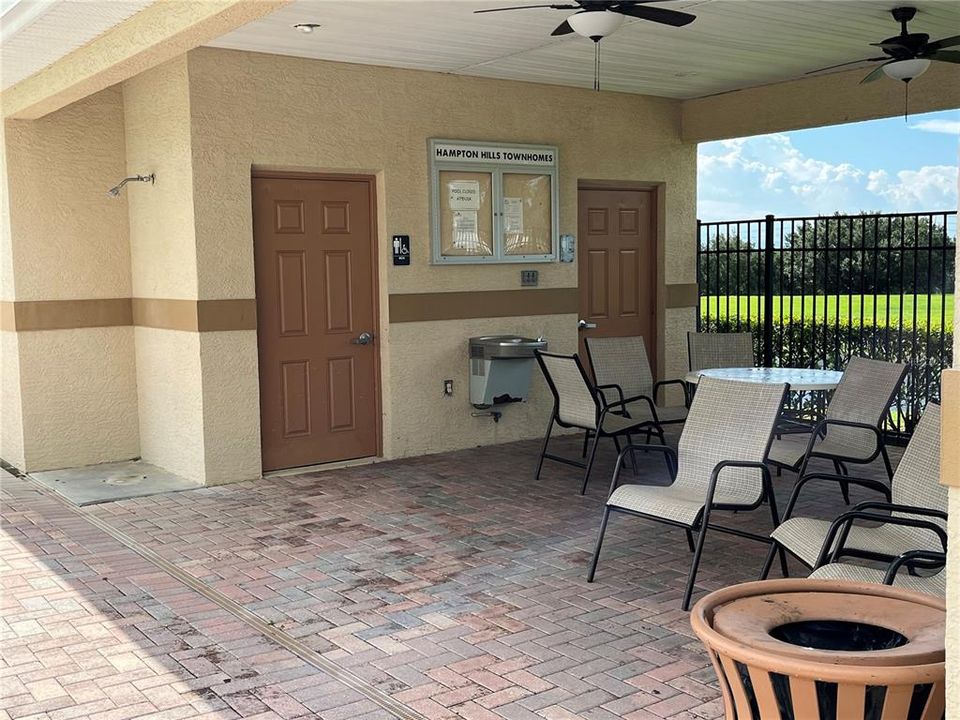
30;460;200;506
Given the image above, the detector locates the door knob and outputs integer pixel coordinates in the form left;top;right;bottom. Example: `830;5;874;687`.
351;332;374;345
577;320;598;330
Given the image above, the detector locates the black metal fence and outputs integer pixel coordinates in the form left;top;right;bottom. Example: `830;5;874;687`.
697;211;956;437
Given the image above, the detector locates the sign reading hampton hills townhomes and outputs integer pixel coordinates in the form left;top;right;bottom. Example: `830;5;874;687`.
432;141;557;167
429;139;559;264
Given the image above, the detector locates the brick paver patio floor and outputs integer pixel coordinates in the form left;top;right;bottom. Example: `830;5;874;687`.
2;432;898;720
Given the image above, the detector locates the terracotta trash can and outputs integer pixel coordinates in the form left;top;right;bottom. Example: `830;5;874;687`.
690;579;946;720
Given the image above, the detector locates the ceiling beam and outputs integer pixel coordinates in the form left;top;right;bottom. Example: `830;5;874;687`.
1;0;291;120
680;62;960;143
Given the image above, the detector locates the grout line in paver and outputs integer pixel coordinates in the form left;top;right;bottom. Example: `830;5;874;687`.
21;471;426;720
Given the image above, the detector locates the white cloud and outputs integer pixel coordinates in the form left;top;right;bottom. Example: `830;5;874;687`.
698;132;958;220
910;119;960;136
866;166;958;211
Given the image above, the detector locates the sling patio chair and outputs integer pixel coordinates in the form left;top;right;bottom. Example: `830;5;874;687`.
583;335;688;451
766;356;908;503
687;331;755;371
587;376;789;610
534;350;660;495
760;402;946;580
809;549;947;597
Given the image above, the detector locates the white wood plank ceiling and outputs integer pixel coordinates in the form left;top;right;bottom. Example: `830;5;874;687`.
207;0;960;98
1;0;957;99
0;0;153;90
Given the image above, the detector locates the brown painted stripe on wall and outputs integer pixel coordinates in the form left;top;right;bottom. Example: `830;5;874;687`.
4;298;132;331
197;299;258;331
665;283;699;309
0;298;257;332
389;288;578;323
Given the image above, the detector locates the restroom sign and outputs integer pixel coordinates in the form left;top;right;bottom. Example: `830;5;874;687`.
432;140;557;168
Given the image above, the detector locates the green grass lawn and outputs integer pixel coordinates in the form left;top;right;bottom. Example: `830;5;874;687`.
700;294;955;331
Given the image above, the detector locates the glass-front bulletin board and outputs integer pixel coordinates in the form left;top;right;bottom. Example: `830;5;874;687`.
430;139;559;264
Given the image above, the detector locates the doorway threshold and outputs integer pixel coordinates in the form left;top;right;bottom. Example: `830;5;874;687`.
264;455;381;478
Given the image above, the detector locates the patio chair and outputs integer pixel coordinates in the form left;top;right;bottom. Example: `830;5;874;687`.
766;356;908;502
760;402;946;579
583;336;688;450
534;350;659;495
687;331;755;371
587;376;789;610
810;549;946;597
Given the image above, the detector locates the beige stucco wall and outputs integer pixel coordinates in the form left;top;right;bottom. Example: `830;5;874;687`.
185;47;696;462
0;88;139;471
0;330;25;469
134;326;204;481
123;57;197;300
122;57;208;482
199;330;260;484
18;327;139;468
4;89;132;301
0;108;24;468
948;489;958;713
947;286;959;712
680;62;960;143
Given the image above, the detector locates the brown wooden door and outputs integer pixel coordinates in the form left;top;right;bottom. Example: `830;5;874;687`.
577;188;656;365
253;174;380;472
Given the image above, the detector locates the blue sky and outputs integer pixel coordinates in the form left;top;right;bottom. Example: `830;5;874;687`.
697;108;959;221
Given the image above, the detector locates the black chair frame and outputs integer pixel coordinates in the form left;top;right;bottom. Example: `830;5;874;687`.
588;444;788;611
534;351;657;495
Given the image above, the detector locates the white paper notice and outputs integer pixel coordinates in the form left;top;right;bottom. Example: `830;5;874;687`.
504;197;523;234
448;180;481;210
453;210;480;249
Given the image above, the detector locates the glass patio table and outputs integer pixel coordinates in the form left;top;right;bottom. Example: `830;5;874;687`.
683;366;843;392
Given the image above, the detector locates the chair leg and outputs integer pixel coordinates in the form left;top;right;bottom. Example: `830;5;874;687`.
832;459;851;505
535;415;555;480
880;445;894;481
587;507;611;582
682;517;710;611
766;486;789;579
685;529;695;553
580;432;601;495
581;430;591;458
758;542;779;580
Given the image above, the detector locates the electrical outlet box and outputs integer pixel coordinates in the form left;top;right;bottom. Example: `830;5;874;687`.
443;379;454;396
520;270;539;287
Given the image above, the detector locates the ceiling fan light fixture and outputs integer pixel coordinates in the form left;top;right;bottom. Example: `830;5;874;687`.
881;57;930;81
567;10;624;41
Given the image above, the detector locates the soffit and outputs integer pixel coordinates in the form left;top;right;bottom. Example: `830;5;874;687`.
0;0;154;90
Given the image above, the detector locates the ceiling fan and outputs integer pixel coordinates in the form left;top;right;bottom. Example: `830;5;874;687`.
475;1;696;37
474;1;696;90
807;7;960;85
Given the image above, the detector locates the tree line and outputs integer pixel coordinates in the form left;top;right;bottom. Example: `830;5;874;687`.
699;214;956;296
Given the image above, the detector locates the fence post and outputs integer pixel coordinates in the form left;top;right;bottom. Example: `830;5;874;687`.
695;219;702;331
763;214;775;367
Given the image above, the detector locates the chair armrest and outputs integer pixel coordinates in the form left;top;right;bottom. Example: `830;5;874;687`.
706;460;774;509
815;510;948;567
883;549;947;584
608;444;678;498
847;501;947;522
595;383;625;408
600;393;659;424
654;379;690;407
807;418;884;459
781;473;891;521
